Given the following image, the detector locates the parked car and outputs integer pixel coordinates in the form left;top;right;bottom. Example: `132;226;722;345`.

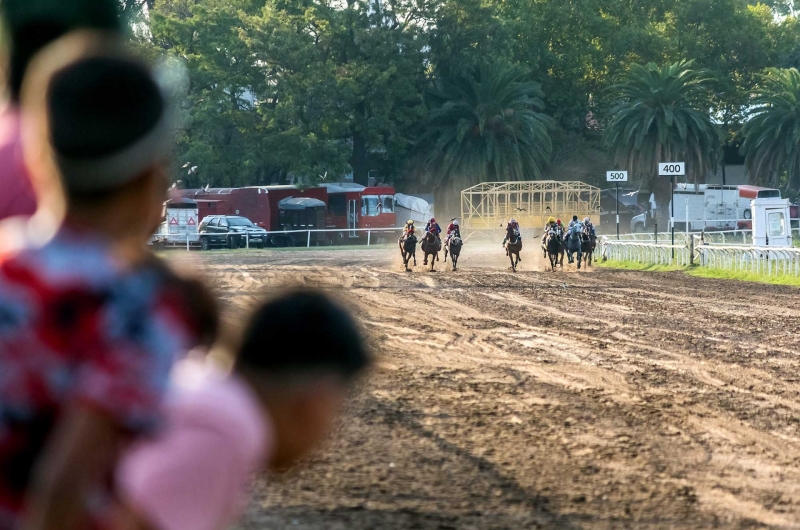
198;215;267;250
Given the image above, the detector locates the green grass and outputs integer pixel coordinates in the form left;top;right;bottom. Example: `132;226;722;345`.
595;259;687;272
599;258;800;287
686;267;800;287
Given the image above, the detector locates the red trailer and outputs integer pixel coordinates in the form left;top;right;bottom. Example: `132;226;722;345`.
322;183;397;236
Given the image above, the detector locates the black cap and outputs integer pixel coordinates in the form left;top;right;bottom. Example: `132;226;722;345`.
236;289;370;378
1;0;122;101
46;54;168;192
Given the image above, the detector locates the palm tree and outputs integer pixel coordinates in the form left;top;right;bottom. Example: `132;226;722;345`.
416;62;554;210
741;68;800;192
604;60;721;220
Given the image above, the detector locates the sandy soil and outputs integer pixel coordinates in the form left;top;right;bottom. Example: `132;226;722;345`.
170;243;800;530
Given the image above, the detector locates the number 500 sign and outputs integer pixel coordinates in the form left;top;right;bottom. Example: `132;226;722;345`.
659;162;685;176
606;171;628;182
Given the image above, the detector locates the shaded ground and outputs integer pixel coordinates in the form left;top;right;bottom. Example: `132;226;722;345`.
171;243;800;529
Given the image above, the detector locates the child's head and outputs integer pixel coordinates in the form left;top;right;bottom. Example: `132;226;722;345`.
0;0;122;103
235;289;371;470
21;33;170;241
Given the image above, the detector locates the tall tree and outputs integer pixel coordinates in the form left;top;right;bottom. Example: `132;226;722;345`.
604;60;721;219
741;68;800;192
416;61;553;211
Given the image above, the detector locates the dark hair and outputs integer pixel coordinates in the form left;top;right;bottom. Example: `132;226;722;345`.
236;289;370;378
1;0;122;101
48;56;163;160
46;55;166;199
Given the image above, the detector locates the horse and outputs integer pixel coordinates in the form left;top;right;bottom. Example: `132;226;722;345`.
564;229;583;269
545;230;562;272
420;230;441;271
444;235;463;271
504;226;523;272
398;234;417;271
580;228;596;267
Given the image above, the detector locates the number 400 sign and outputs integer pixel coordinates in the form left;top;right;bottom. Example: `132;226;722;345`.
659;162;685;176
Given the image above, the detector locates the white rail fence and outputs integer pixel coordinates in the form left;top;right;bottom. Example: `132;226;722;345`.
152;227;407;250
599;238;692;267
694;242;800;276
599;236;800;277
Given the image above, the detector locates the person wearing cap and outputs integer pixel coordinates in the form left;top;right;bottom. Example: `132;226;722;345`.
0;0;122;223
115;289;371;530
444;218;460;245
0;33;217;530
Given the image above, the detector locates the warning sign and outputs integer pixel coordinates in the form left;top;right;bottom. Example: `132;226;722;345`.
169;217;178;225
187;217;196;226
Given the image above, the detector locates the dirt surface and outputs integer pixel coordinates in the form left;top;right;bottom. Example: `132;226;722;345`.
171;243;800;529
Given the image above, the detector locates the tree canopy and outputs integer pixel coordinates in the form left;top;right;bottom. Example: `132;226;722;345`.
126;0;800;201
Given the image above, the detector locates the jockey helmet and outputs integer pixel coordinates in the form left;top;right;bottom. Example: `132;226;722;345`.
430;217;436;223
453;220;459;226
557;219;561;225
548;216;555;224
407;219;414;225
584;217;590;223
510;218;516;224
572;215;578;221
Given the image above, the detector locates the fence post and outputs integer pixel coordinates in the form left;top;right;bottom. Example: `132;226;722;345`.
246;232;249;249
367;230;371;246
689;236;694;266
186;233;190;252
307;230;311;248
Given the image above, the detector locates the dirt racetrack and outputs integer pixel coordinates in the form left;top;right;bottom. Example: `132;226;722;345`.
172;244;800;529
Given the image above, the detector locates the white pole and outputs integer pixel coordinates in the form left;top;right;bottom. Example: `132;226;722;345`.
685;200;689;241
186;233;190;252
246;232;249;249
307;230;311;248
367;230;371;246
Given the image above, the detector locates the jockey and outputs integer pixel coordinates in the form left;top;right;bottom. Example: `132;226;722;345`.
425;217;442;245
541;217;557;244
445;219;460;244
583;217;596;237
502;218;521;247
567;215;583;238
403;219;416;239
425;217;441;236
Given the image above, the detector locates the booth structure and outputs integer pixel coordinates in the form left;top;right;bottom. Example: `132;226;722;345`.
460;181;600;239
751;197;792;247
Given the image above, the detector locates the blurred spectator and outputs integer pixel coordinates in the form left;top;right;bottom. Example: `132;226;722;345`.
0;0;122;222
0;34;217;530
116;289;371;530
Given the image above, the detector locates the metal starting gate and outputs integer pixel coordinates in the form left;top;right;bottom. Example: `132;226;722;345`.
460;181;600;239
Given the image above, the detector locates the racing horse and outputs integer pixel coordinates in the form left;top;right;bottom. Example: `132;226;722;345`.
545;229;563;272
504;225;523;272
398;234;417;271
444;235;463;271
542;229;565;268
420;230;441;271
580;227;596;267
564;228;583;269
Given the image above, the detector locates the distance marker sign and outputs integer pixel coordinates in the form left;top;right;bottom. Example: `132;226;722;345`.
658;162;685;176
606;171;628;182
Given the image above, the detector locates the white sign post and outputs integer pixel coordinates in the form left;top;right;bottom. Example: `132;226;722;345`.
658;162;685;255
607;171;628;239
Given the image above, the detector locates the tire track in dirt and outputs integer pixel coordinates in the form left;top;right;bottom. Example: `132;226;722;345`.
181;247;800;529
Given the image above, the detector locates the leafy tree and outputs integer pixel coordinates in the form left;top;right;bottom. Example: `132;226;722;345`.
604;60;721;218
741;68;800;191
415;61;554;210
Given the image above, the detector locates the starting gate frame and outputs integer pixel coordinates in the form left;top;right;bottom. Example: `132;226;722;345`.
461;181;600;238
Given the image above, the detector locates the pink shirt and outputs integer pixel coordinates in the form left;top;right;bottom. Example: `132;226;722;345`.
117;363;273;530
0;106;37;221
